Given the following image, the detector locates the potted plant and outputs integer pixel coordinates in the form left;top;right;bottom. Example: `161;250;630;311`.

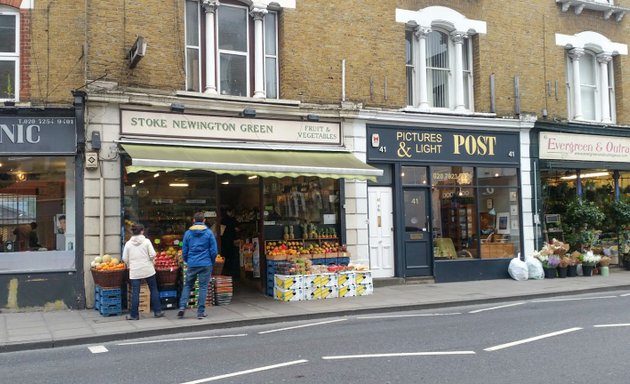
581;251;601;276
567;253;579;277
564;198;605;251
536;254;561;279
558;256;570;278
606;199;630;267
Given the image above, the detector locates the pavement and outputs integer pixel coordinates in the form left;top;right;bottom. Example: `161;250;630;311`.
2;268;630;353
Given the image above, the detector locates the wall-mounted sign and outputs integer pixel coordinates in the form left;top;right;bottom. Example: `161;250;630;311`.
121;110;341;146
366;125;519;165
539;131;630;163
0;116;76;154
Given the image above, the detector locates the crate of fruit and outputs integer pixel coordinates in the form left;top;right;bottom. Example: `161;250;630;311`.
90;255;127;288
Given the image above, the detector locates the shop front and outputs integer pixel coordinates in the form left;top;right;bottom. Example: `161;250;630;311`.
118;109;381;296
367;124;523;282
0;108;84;309
533;122;630;258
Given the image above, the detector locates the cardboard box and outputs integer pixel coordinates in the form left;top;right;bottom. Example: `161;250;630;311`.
303;273;337;288
355;283;374;296
319;286;338;299
354;271;373;285
274;274;304;290
338;284;356;298
337;271;355;287
480;243;515;259
274;287;304;302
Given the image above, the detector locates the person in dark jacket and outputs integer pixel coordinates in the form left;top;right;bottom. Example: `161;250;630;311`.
178;212;218;319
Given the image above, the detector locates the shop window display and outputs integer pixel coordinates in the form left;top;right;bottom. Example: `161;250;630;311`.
0;156;75;272
432;166;520;259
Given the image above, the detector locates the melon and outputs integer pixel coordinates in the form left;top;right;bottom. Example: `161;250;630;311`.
94;256;103;264
102;254;112;263
111;258;120;265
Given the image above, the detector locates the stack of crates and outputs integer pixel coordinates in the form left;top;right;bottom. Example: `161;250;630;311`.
182;264;212;308
127;282;150;314
303;273;338;300
355;271;374;296
94;285;122;316
159;289;178;310
266;260;292;296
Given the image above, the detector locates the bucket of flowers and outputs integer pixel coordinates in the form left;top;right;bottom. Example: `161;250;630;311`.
581;251;601;276
599;256;611;277
536;254;561;279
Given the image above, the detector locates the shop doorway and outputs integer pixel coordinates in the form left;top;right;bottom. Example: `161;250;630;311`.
402;188;432;277
368;187;394;278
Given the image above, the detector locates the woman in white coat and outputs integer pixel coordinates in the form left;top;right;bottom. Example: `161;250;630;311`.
122;223;164;320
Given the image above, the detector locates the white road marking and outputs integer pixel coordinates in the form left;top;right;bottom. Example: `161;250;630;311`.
484;327;582;352
179;359;308;384
322;351;475;360
88;345;108;354
531;295;617;303
594;323;630;328
619;293;630;297
468;302;525;314
116;334;247;346
356;313;461;319
258;318;347;334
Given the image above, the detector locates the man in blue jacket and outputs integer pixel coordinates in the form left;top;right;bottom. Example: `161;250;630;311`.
178;212;218;319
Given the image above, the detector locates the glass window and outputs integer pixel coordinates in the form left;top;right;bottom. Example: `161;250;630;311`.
0;10;18;101
264;12;278;99
185;0;201;92
0;156;76;273
218;5;248;96
367;164;393;186
580;53;597;121
404;190;428;233
405;30;414;106
426;31;449;108
431;166;520;260
401;166;428;185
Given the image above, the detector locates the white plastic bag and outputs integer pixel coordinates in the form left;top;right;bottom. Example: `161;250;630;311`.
508;257;528;281
525;254;544;280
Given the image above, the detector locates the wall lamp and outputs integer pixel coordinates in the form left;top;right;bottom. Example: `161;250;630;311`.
241;108;257;118
306;114;320;122
170;103;185;113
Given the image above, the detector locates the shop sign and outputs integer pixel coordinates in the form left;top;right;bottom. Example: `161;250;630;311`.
539;132;630;163
0;116;76;154
367;125;519;164
121;110;341;146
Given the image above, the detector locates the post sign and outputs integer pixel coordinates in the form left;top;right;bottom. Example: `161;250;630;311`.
121;110;342;146
367;125;519;165
0;116;77;155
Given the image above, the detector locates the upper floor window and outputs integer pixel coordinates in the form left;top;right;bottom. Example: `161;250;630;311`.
185;0;291;99
0;7;19;101
557;31;628;124
397;6;485;113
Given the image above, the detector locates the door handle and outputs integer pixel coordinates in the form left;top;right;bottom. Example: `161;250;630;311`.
426;216;431;232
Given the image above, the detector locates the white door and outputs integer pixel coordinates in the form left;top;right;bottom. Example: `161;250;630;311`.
368;187;395;278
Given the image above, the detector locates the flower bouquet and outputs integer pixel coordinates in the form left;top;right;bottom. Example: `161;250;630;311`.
581;251;601;276
599;255;611;276
536;254;561;278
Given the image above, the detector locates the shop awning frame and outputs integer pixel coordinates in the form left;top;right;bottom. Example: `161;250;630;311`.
122;144;383;181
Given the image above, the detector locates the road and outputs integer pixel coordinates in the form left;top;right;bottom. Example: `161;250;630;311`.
3;290;630;384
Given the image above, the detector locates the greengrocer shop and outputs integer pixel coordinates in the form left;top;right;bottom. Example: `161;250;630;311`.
119;109;381;296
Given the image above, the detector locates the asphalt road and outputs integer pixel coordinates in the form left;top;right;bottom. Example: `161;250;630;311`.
3;290;630;384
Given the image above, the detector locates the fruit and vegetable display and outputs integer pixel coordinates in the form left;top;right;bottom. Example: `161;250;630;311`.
154;251;180;270
265;241;345;258
276;258;368;275
91;254;125;271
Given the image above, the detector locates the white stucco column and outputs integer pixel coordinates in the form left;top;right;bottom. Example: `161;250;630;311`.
202;0;219;94
251;6;268;98
415;26;430;110
451;32;466;112
597;53;613;124
568;48;585;120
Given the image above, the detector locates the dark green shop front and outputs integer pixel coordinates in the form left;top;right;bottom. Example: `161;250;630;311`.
367;124;522;282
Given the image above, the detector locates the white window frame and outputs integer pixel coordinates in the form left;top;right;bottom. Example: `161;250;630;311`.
557;31;627;124
184;0;202;92
217;3;250;97
184;1;288;99
0;7;20;102
396;6;486;114
263;10;278;99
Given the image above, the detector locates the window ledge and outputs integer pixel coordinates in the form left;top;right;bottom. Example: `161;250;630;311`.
402;106;496;118
556;0;629;22
175;90;301;107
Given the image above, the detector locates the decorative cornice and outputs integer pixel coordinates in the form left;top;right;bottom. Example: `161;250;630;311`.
413;26;431;39
250;7;268;21
450;31;467;44
201;0;219;14
556;0;628;22
568;48;585;61
596;52;613;64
